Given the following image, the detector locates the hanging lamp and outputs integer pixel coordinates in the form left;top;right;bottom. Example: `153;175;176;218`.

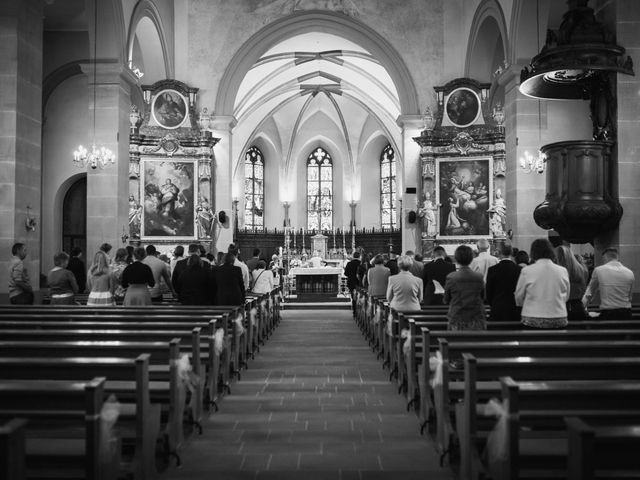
73;1;116;169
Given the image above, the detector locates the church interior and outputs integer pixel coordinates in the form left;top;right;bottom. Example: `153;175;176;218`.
2;0;640;478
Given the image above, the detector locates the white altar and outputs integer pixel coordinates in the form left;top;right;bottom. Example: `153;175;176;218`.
288;267;343;299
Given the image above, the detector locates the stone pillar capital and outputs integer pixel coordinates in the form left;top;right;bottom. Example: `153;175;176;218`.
396;114;424;130
210;115;238;132
79;61;138;88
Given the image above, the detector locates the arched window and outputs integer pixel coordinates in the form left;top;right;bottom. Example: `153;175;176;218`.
244;146;264;230
380;144;397;229
307;147;333;232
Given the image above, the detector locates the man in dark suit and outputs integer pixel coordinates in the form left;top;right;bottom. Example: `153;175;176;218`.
214;252;245;305
485;243;522;322
172;243;200;300
344;251;361;316
67;247;86;293
385;251;399;276
422;246;455;305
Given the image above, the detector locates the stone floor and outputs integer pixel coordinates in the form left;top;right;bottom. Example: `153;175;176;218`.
164;309;454;480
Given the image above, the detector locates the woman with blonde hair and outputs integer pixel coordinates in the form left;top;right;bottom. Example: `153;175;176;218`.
555;245;589;320
86;250;115;306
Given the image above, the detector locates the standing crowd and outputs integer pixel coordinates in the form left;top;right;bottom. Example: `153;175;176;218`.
8;242;280;307
343;237;635;330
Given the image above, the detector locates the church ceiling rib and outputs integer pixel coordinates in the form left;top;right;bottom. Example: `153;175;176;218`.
234;57;399;119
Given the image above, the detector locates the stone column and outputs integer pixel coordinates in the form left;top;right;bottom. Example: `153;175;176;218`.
499;67;548;251
397;115;423;254
81;63;136;260
614;0;640;290
210;115;237;253
0;0;43;301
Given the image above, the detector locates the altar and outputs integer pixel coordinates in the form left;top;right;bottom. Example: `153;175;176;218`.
289;267;342;301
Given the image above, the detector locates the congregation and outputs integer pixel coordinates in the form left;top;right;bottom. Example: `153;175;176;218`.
8;242;279;308
343;238;635;331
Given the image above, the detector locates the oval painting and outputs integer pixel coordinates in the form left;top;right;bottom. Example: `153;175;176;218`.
152;89;187;129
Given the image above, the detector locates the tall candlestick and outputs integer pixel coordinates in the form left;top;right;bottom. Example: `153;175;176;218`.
302;228;305;254
342;227;346;252
293;229;296;252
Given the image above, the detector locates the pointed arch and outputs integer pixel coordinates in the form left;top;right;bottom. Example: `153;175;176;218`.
215;10;419;116
465;0;509;81
126;0;173;80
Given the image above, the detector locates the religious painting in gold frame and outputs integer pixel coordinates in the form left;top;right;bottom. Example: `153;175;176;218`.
140;158;198;240
435;156;493;239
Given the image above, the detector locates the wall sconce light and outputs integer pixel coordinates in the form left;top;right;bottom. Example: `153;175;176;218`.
25;206;36;232
121;226;129;244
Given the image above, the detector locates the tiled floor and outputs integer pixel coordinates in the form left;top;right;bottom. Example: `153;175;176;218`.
164;309;454;480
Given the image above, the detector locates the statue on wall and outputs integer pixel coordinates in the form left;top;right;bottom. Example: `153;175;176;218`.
488;188;507;238
418;191;439;238
128;195;142;238
196;196;214;239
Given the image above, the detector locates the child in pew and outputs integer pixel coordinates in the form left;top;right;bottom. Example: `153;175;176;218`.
47;251;79;305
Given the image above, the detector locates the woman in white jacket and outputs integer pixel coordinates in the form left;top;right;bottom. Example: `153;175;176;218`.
250;260;274;294
514;239;570;328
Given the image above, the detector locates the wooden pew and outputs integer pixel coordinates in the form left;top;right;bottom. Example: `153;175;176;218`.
458;355;640;480
0;339;192;460
566;416;640;480
486;378;640;480
415;327;640;436
0;378;116;480
0;355;159;480
0;418;27;480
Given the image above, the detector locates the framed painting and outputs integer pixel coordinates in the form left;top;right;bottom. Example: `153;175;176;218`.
141;158;197;240
151;89;188;129
443;87;481;128
436;156;493;239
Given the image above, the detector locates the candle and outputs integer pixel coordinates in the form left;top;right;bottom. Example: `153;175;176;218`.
293;229;296;251
342;227;346;251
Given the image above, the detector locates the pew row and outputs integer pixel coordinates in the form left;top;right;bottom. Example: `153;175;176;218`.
0;356;159;480
458;356;640;480
0;378;118;480
566;416;640;480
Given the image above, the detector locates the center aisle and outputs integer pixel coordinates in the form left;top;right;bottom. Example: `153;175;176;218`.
167;308;454;480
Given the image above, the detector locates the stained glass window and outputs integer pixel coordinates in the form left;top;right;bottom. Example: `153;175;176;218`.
307;147;333;232
244;146;264;230
380;144;396;229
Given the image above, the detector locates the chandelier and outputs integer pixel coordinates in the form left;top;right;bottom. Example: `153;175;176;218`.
73;3;115;169
519;150;546;174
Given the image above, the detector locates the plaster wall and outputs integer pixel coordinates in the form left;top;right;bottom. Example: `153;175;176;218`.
43;31;88;78
41;75;89;272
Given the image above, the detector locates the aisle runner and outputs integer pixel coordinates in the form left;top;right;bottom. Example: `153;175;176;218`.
165;309;453;480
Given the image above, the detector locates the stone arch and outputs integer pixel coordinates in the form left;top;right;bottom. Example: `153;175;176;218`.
465;0;508;81
215;10;419;117
509;0;549;66
126;0;173;81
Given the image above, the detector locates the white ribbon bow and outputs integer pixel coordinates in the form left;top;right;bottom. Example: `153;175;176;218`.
249;307;258;327
99;394;121;466
401;328;412;357
213;328;225;356
373;307;382;325
429;351;443;387
385;313;394;336
483;398;511;462
234;314;245;335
